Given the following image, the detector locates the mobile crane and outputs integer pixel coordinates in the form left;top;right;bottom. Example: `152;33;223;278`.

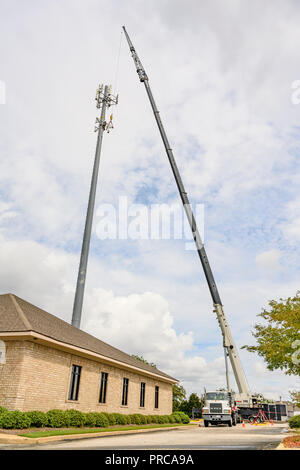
122;27;262;424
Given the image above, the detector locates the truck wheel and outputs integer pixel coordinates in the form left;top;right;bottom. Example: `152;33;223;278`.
204;420;209;427
249;416;255;423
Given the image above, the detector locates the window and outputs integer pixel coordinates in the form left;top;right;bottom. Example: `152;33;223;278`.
206;392;228;401
99;372;108;404
140;382;146;407
68;365;81;401
122;378;129;406
155;385;159;409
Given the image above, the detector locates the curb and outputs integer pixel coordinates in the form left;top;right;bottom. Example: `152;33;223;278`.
275;442;300;451
0;424;192;446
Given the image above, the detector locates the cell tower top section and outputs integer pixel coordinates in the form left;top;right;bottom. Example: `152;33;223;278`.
95;84;119;109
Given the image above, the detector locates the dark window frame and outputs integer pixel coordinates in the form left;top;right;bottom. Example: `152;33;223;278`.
122;377;129;406
68;364;81;401
99;372;108;404
155;385;159;409
140;382;146;408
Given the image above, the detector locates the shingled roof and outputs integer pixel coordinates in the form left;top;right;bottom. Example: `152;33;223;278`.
0;293;177;383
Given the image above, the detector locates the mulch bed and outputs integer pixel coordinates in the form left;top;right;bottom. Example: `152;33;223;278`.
283;435;300;448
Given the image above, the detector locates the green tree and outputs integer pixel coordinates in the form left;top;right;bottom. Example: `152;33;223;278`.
131;354;157;368
289;390;300;408
242;292;300;376
179;393;204;418
172;384;187;412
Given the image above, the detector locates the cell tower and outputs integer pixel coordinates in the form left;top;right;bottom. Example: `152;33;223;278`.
71;85;118;329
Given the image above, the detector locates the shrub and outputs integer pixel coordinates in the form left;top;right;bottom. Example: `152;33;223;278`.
127;414;136;424
0;408;186;430
0;411;31;429
177;412;189;424
26;411;48;428
171;411;189;424
288;415;300;429
137;414;147;425
64;409;85;427
46;409;70;428
93;412;109;428
112;413;128;425
130;414;144;425
156;415;168;424
171;413;181;423
123;414;132;424
102;412;116;426
84;412;97;427
163;415;172;423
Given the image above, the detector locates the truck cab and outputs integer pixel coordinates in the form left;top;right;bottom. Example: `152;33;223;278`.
202;390;237;427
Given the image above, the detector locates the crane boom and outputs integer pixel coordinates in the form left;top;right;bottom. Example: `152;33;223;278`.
123;26;250;396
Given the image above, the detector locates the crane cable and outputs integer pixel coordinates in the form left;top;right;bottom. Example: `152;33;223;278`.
106;29;123;133
113;29;123;97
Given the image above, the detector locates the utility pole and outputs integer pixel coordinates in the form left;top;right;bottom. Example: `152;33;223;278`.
71;84;118;329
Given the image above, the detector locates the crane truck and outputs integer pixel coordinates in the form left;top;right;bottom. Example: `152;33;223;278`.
123;27;266;426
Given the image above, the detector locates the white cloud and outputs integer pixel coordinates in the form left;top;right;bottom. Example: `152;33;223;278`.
0;0;299;400
255;249;282;271
281;197;300;242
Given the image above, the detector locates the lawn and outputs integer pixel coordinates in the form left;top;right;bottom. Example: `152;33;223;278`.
19;422;191;439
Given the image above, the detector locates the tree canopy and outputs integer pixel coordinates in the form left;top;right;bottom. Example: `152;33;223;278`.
289;390;300;408
242;292;300;376
172;384;187;411
131;354;157;369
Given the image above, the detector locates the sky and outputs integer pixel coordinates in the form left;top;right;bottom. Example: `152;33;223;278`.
0;0;300;400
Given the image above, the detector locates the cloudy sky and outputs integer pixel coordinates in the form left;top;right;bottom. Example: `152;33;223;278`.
1;0;300;400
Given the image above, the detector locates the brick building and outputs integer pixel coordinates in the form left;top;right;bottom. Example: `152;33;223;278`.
0;294;177;414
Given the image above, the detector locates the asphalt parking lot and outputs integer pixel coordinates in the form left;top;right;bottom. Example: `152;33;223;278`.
0;422;288;450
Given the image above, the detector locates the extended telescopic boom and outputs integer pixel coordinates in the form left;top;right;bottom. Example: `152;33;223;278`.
122;26;250;396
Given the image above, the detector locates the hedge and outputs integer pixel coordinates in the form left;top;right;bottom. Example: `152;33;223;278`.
0;407;190;430
25;411;48;428
288;414;300;429
46;409;70;428
0;411;31;429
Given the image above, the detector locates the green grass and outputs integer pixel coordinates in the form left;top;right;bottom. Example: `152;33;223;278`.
19;422;191;439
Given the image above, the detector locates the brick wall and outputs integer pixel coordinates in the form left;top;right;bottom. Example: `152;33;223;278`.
0;341;27;410
0;340;173;415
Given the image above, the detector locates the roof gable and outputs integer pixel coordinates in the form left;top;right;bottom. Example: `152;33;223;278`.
0;293;176;382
